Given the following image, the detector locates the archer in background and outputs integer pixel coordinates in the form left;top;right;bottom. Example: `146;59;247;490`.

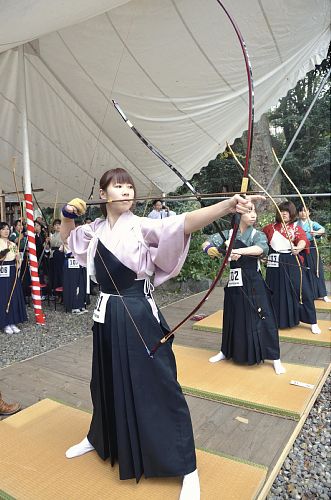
297;205;330;303
0;221;27;335
263;202;320;334
203;204;285;375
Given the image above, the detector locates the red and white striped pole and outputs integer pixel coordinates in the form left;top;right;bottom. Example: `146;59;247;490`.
18;45;45;325
25;193;45;324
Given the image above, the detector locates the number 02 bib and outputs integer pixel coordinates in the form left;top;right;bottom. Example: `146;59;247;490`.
228;268;243;287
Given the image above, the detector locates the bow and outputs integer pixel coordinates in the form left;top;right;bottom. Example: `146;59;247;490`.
108;1;254;356
271;148;319;278
148;0;255;355
6;158;24;313
113;101;227;243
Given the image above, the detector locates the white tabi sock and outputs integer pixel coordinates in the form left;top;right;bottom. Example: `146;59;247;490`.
65;437;94;458
273;359;286;375
323;296;331;302
179;469;200;500
209;351;226;363
311;324;321;335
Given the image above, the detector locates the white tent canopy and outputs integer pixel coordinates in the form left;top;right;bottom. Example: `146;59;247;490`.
0;0;329;204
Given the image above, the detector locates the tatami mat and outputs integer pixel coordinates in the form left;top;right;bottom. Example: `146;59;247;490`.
193;310;331;347
0;399;267;500
174;345;325;420
314;298;331;312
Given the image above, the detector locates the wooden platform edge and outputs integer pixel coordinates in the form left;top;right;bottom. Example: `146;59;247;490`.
255;362;331;500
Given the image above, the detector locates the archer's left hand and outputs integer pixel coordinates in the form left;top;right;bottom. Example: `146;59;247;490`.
229;194;265;214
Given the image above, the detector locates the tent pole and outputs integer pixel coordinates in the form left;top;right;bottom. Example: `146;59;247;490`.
18;44;45;326
267;67;331;192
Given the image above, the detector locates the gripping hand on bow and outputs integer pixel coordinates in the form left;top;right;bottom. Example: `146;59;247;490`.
64;198;87;217
228;194;266;214
202;242;221;259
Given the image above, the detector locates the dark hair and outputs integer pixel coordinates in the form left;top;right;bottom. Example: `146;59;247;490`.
298;205;310;213
0;221;9;231
99;168;136;217
53;219;61;226
275;201;297;223
13;219;21;228
152;199;162;206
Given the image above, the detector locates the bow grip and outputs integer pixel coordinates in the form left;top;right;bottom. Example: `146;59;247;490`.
231;212;241;227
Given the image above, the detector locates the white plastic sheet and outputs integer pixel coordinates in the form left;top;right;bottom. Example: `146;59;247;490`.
0;0;329;203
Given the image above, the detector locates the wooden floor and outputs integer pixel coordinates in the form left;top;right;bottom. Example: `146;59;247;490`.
0;285;330;499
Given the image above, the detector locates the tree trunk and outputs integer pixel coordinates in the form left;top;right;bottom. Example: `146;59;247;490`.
242;113;281;210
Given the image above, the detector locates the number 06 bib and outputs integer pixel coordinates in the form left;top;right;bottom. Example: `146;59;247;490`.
228;268;243;287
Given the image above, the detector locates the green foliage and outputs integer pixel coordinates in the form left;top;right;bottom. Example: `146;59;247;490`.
176;231;220;281
255;212;274;230
268;54;330;212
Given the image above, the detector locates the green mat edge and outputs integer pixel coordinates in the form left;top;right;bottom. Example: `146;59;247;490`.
197;447;268;471
0;491;16;500
279;336;331;347
193;323;223;333
193;324;330;347
182;385;300;421
31;400;269;469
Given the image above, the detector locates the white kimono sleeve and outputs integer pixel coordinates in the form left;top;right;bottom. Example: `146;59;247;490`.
141;213;191;287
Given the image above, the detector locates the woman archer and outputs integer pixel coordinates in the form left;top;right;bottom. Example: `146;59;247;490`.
60;167;263;500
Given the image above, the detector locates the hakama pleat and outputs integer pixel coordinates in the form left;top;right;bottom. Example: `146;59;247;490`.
304;243;327;299
222;244;280;364
63;260;87;311
49;249;64;291
266;252;316;328
87;242;196;482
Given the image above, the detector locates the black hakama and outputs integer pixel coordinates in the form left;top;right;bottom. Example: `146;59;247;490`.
0;260;28;329
63;256;87;311
266;250;317;328
87;240;196;481
304;242;327;299
222;241;280;364
49;248;64;292
19;252;31;299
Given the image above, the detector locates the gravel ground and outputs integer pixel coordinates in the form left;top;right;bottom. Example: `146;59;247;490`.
268;375;331;500
0;288;330;498
0;287;192;368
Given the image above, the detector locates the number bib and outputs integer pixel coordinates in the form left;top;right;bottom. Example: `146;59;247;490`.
267;253;280;268
93;292;110;324
0;265;10;278
68;258;80;269
228;268;243;287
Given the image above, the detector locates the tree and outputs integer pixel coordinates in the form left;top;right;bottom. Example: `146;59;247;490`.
268;52;330;210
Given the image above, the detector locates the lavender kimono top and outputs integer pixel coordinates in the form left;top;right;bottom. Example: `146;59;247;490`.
68;211;190;292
